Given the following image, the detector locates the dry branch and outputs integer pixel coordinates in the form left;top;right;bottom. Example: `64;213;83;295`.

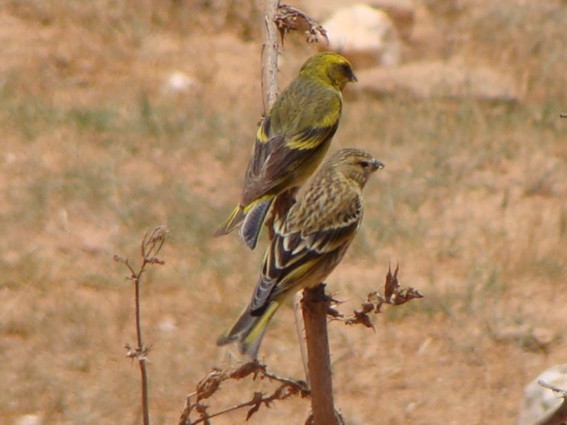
338;264;423;328
178;361;309;425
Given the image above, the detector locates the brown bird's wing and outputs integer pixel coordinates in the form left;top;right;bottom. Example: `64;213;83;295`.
249;189;363;314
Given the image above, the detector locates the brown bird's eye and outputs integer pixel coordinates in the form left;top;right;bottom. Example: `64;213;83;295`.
359;160;370;168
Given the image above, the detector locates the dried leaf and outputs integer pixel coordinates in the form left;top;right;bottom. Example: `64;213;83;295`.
245;392;264;420
384;264;399;301
345;309;375;329
274;4;328;45
391;287;424;305
142;225;168;260
229;361;262;379
341;265;423;327
196;369;226;401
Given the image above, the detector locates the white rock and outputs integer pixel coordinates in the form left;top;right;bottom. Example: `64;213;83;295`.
157;315;178;333
368;0;415;40
518;364;567;425
322;4;401;68
164;71;199;95
15;414;42;425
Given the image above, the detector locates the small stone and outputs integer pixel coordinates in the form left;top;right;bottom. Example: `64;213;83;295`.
15;414;42;425
321;4;401;68
532;327;556;347
164;71;199;95
158;315;177;333
369;0;415;40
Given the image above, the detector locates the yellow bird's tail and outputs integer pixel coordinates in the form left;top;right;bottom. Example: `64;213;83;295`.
214;198;274;250
214;204;246;238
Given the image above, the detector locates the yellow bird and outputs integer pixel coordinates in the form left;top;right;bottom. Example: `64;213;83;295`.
214;52;357;249
217;148;384;358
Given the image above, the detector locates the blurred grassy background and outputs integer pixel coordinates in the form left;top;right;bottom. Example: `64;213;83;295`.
0;0;566;424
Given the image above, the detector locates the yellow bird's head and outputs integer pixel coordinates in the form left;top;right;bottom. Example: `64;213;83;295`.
299;52;357;91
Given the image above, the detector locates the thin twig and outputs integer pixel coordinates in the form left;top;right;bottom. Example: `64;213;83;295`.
114;225;168;425
294;291;310;385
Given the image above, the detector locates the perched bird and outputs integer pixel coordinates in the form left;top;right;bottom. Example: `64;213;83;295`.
217;148;384;358
214;52;357;250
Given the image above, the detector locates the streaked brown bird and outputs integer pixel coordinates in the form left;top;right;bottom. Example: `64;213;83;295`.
214;52;357;250
217;148;384;358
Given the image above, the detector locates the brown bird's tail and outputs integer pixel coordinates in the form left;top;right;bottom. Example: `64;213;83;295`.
217;301;280;359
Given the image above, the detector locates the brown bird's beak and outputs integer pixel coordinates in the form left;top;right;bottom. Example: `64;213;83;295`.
370;160;384;172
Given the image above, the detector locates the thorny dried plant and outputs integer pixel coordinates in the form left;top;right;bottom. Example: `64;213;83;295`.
274;4;328;45
114;225;168;425
331;264;424;329
178;265;421;425
178;361;310;425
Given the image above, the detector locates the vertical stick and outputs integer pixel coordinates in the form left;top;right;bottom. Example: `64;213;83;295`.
261;0;280;112
293;292;310;382
301;284;340;425
134;275;150;425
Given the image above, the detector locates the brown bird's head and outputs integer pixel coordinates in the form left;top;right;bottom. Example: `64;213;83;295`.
325;148;384;189
299;52;357;91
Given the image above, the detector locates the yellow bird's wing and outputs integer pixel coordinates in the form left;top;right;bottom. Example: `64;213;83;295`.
240;82;342;206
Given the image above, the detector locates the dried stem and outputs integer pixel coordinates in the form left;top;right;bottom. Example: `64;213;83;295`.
301;284;342;425
115;225;168;425
261;0;280;112
134;264;150;425
294;291;310;383
300;266;422;424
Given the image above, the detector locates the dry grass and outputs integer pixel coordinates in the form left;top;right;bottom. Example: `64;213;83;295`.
1;0;566;424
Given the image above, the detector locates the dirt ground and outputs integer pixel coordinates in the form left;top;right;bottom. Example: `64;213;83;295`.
0;1;566;424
